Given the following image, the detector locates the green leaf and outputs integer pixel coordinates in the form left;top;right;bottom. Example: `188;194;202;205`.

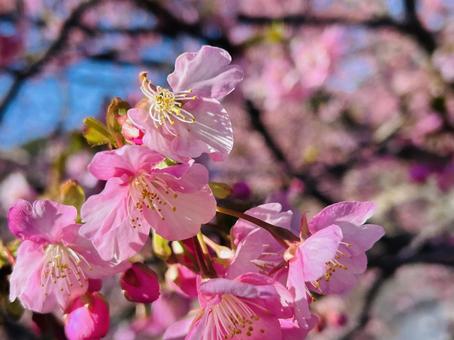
152;232;172;260
83;117;112;146
209;182;232;199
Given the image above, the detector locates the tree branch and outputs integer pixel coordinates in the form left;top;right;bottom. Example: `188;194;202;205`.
238;0;437;54
245;100;334;205
0;0;103;122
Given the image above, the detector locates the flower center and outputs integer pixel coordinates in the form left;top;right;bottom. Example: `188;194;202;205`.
140;75;196;135
154;87;177;113
41;243;90;296
205;294;264;339
128;173;179;228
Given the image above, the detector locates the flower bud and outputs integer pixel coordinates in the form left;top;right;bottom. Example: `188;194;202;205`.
64;292;109;340
120;263;160;303
231;181;251;200
118;115;144;145
165;264;198;298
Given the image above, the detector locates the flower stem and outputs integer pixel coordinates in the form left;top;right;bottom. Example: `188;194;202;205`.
197;232;217;276
191;236;216;278
216;206;299;247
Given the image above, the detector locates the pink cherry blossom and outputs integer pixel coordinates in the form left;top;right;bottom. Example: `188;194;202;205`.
291;27;344;89
64;291;110;340
80;145;216;262
8;199;128;313
120;263;160;303
128;45;243;162
308;201;385;294
226;203;344;329
165;273;292;340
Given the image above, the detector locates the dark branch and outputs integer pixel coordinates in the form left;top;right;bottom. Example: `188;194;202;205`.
339;273;390;340
245;100;334;205
0;0;103;122
238;0;437;54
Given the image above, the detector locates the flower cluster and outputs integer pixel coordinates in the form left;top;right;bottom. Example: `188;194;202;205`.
7;45;384;340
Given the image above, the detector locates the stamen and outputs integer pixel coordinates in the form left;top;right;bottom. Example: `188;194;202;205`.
127;173;180;228
41;244;89;297
139;74;196;132
204;294;262;340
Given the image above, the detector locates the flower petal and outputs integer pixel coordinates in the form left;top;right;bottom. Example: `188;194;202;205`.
88;145;164;181
180;98;233;161
9;241;45;306
227;228;283;279
309;201;375;233
231;203;293;246
8;199;77;243
143;165;216;241
168;45;243;100
287;253;313;330
340;222;385;253
163;315;195;340
299;225;343;282
80;178;150;262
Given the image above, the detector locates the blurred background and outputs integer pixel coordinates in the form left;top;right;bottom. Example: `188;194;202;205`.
0;0;454;339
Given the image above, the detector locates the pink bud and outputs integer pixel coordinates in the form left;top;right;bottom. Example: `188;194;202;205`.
166;264;198;298
332;313;348;327
118;115;144;145
88;279;102;293
120;263;160;303
64;292;109;340
231;181;251;200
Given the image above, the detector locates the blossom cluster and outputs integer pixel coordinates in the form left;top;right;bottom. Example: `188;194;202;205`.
7;45;384;340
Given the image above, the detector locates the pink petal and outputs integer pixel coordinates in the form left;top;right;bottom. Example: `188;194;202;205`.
152;163;209;192
227;228;283;279
71;232;131;277
88;145;164;181
142;165;216;241
127;107;151;131
163;315;194;340
231;314;282;340
317;267;359;295
299;225;343;282
340;223;385;253
287;253;313;329
309;201;376;233
80;178;149;262
279;317;317;340
231;203;293;246
140;98;234;161
238;273;292;318
187;97;233;161
9;241;45;306
168;45;243;100
8;199;77;243
200;278;277;301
